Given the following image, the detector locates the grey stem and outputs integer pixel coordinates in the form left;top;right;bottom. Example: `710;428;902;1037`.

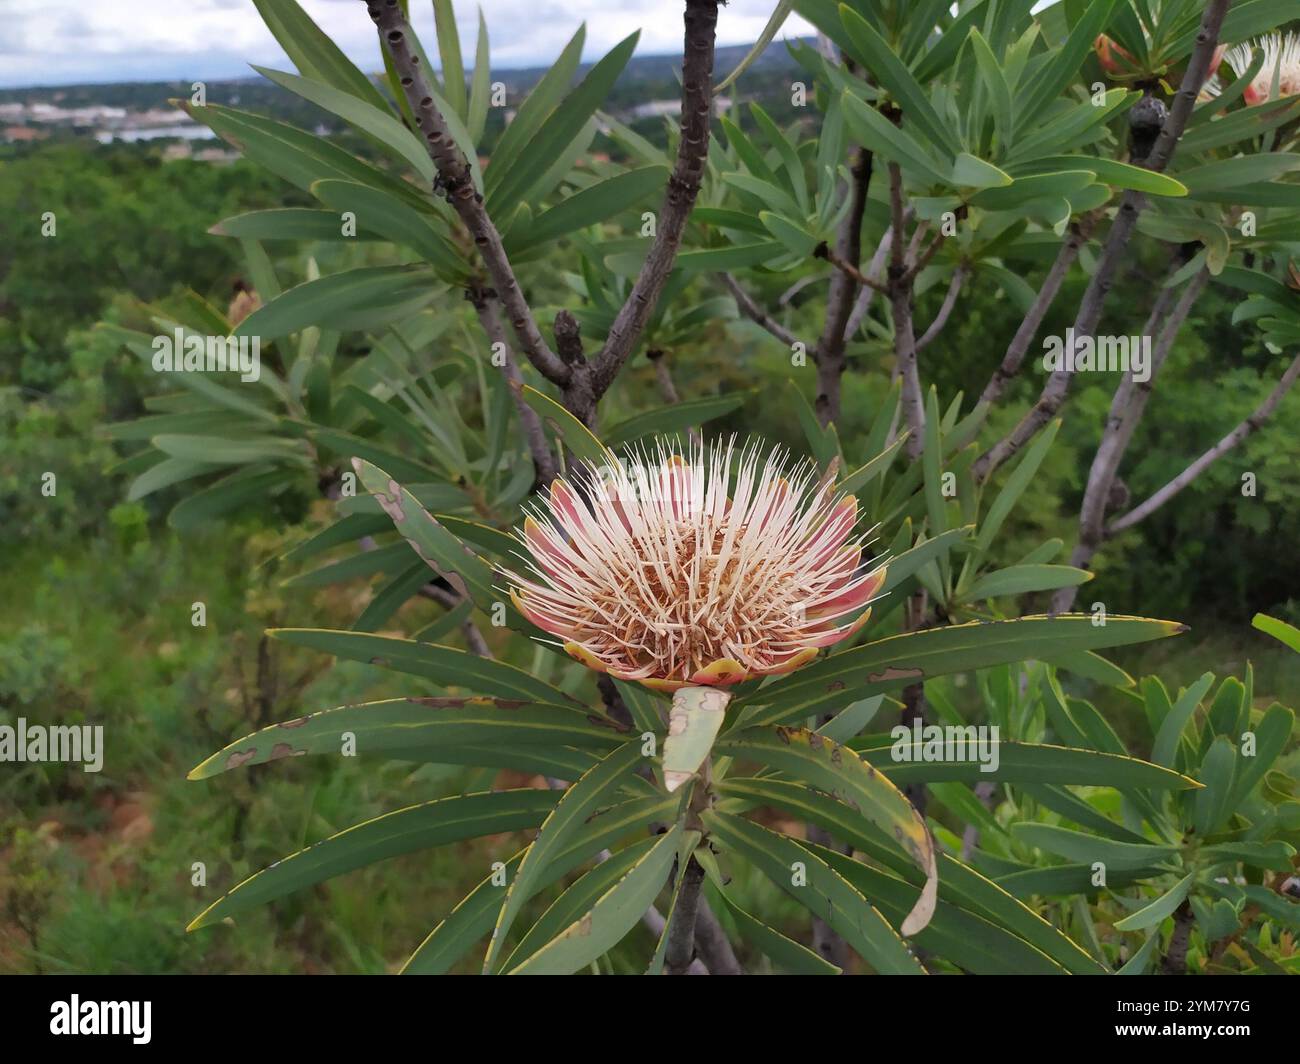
663;857;707;974
1107;348;1300;535
590;0;720;399
975;217;1093;412
914;264;967;354
888;163;925;458
814;145;873;427
367;0;570;387
720;272;804;349
470;291;558;486
1052;263;1208;613
972;0;1230;481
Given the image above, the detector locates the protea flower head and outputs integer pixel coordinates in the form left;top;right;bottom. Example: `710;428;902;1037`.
504;438;887;693
1204;32;1300;104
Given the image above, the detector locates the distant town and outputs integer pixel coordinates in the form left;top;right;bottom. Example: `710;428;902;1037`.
0;38;806;161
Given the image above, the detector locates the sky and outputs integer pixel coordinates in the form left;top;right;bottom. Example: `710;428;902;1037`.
0;0;818;89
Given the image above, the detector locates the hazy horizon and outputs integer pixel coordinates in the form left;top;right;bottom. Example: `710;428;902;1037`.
0;0;817;90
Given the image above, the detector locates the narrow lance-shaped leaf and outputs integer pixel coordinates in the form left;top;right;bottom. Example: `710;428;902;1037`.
187;697;625;780
717;725;937;935
483;741;651;972
187;789;558;930
508;828;686;975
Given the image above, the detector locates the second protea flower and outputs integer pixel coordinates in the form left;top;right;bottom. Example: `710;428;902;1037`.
506;438;886;692
1204;31;1300;104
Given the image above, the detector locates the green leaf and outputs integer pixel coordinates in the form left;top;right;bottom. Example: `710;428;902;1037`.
760;211;820;256
715;1;795;93
169;468;295;530
610;679;668;736
311;180;466;278
516;166;668;251
1033;156;1187;197
401;794;674;973
210;207;386;242
964;564;1092;600
734;615;1186;727
187;697;622;780
518;384;612;467
487;32;639;217
1113;873;1195;932
879;527;973;598
1228;703;1296;808
1253;612;1300;653
354;560;434;632
974;419;1060;561
840;91;951;185
702;809;926;973
1202;840;1297;872
967;30;1012;151
603;393;746;447
1152;672;1214;768
971;171;1095;210
268;628;575;705
151;434;303;465
127;457;227;501
187;789;556;929
181;103;430;211
721;172;802;218
234;265;439;341
853;738;1199;790
813;844;1068;974
467;10;492;141
350;459;502;614
1193;736;1237;836
951;152;1013;189
1176;153;1300;193
1016;0;1121;132
251;0;392;112
1116;931;1161;974
713;887;841;974
484;25;585;196
839;434;908;495
254;64;433;180
718;776;1108;974
837;4;954;157
484;741;649;971
286;538;416;587
717;725;937;934
311;429;444;486
507;828;683;974
817;695;885;744
1011;824;1178;870
432;0;466;118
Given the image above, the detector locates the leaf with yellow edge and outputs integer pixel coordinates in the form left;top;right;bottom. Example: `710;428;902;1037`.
716;724;938;936
517;383;612;468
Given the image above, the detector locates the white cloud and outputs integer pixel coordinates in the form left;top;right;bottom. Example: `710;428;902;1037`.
0;0;814;88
